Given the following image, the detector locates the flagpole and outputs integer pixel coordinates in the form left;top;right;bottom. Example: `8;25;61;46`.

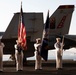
21;0;22;3
48;10;50;48
48;10;50;39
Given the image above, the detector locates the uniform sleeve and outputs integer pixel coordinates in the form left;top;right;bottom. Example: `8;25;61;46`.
34;43;38;50
1;43;5;48
14;44;17;50
54;43;60;50
54;43;56;49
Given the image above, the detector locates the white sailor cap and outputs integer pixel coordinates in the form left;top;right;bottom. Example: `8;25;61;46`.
36;38;41;41
16;40;22;43
56;38;61;41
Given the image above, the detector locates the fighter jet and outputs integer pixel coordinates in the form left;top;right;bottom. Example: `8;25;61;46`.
1;5;76;59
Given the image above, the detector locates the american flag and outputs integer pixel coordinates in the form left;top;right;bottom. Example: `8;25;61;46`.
18;2;27;50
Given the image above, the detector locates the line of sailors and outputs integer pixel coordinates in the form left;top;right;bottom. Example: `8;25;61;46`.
0;37;63;72
34;37;63;70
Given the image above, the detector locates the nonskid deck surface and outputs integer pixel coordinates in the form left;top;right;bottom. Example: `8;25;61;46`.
1;60;76;75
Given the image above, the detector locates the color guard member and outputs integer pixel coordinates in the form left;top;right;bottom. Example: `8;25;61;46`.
14;40;23;71
54;38;63;70
0;39;5;72
34;38;42;70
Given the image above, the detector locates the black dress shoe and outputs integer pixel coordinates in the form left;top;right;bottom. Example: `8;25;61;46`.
35;69;42;71
17;70;23;72
57;68;63;70
19;70;23;71
0;71;3;72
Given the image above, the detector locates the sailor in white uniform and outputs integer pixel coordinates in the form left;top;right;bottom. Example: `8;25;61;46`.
54;38;63;70
14;40;23;71
34;38;42;70
0;40;5;72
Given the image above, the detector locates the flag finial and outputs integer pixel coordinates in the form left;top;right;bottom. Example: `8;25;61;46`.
20;0;22;8
21;0;22;6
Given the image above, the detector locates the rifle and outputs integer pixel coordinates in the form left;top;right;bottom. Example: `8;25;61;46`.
61;36;64;56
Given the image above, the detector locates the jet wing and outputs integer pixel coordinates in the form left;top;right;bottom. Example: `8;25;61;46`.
48;35;76;50
58;35;76;49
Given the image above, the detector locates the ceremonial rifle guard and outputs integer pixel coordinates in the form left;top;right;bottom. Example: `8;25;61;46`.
54;38;64;70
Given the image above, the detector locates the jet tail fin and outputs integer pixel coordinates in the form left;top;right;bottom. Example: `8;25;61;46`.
49;5;74;35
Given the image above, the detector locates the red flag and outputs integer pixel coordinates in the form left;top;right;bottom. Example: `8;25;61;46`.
18;2;27;50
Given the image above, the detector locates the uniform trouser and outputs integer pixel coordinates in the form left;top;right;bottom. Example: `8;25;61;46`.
15;53;23;71
0;56;3;71
35;55;42;69
56;50;62;69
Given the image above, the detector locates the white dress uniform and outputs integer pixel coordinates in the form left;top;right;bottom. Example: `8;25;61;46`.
0;43;4;71
34;43;42;70
14;44;23;71
54;42;63;69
